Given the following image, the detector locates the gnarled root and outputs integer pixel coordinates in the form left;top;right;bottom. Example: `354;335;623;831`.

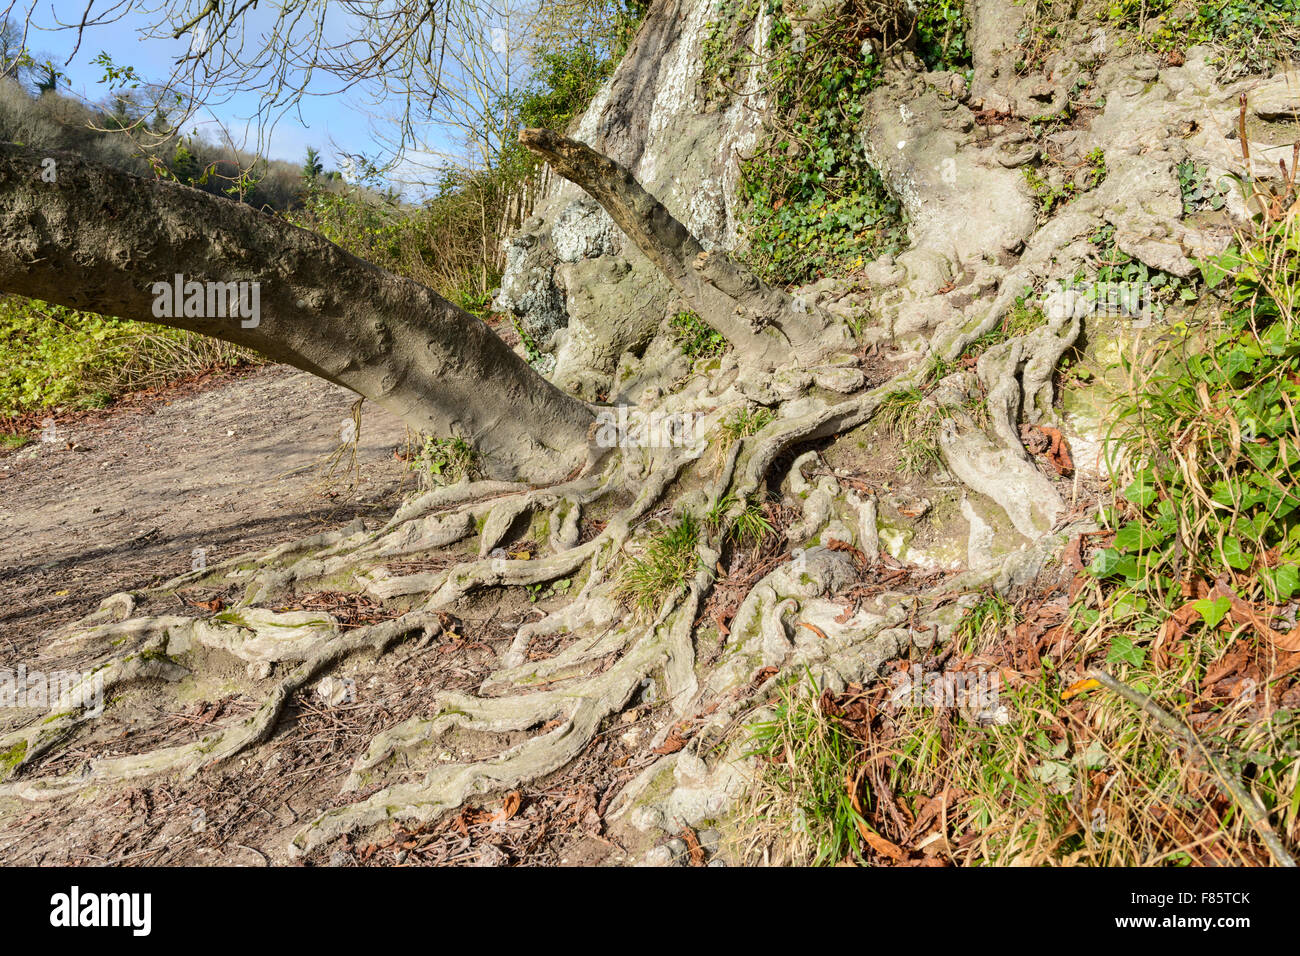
0;611;440;799
3;274;1086;862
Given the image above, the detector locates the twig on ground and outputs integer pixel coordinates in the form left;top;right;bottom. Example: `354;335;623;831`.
1088;666;1297;868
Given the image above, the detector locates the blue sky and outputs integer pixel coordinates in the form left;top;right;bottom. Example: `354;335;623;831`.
28;9;353;167
17;2;522;196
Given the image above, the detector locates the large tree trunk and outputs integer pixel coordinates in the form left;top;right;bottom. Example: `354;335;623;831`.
0;144;594;482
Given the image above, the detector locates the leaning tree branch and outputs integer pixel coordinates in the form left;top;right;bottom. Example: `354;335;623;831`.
0;143;594;482
518;127;847;367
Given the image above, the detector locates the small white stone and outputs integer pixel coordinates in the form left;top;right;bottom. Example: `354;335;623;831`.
674;752;708;783
315;675;354;706
641;846;675;867
631;805;664;833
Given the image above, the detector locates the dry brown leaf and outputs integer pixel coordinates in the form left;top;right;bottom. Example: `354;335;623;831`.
1020;423;1074;476
827;537;870;566
500;790;521;821
1063;535;1084;573
680;827;706;866
797;621;829;640
1212;582;1300;651
845;766;907;862
861;827;906;861
1154;600;1208;667
1159;601;1204;643
1061;677;1101;701
1204;644;1249;686
652;725;689;755
908;789;951;840
1268;650;1300;682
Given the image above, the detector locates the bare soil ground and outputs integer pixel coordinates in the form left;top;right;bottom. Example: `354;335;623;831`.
0;365;413;656
0;366;640;866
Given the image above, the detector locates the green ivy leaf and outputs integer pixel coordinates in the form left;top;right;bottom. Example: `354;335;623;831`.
1122;474;1158;508
1264;564;1300;602
1106;636;1146;667
1192;595;1231;629
1114;523;1165;552
1220;536;1253;571
1089;547;1121;577
1195;253;1232;289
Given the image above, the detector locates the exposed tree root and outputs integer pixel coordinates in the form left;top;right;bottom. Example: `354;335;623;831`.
9;28;1192;857
1;307;1079;858
294;594;687;855
1;611;439;798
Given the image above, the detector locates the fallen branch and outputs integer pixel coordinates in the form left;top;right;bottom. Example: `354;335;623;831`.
1088;666;1297;868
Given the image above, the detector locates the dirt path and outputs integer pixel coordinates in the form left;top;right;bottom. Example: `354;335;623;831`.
0;366;634;867
0;365;414;654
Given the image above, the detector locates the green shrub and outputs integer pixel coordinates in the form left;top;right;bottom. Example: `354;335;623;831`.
0;296;255;418
705;0;906;284
411;435;478;487
669;310;728;361
1091;216;1300;605
1103;0;1300;76
916;0;972;72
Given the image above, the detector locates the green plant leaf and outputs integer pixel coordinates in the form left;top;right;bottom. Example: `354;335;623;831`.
1192;595;1231;629
1114;523;1164;552
1089;547;1120;577
1264;564;1300;602
1220;536;1253;571
1122;474;1158;508
1106;636;1145;667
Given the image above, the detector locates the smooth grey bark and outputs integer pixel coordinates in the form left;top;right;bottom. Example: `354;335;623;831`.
519;128;848;368
0;144;594;482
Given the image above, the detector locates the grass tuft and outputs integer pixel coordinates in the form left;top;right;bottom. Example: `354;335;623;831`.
735;673;868;866
615;513;701;616
411;435;478;488
875;387;943;476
